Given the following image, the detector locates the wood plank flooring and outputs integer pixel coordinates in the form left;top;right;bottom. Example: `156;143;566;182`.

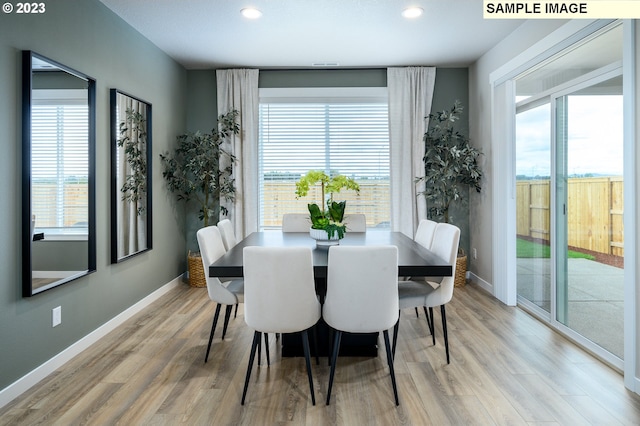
2;282;640;425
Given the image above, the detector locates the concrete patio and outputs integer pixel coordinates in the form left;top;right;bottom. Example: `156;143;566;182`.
517;257;624;358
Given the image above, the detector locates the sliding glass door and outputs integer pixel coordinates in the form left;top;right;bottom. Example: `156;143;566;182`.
554;76;624;357
514;22;624;361
515;103;551;315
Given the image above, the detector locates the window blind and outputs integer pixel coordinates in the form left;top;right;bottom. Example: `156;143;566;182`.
259;93;390;229
32;95;89;233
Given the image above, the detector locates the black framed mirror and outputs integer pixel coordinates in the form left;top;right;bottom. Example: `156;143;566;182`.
110;89;152;263
22;51;96;297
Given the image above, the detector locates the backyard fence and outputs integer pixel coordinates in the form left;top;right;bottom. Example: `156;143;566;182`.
262;181;390;228
516;177;624;256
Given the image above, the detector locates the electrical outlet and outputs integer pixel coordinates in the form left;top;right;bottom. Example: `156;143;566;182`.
472;248;478;260
52;306;61;327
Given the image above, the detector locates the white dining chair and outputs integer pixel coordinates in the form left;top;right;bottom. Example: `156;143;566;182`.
395;222;460;364
197;225;245;363
409;219;438;317
323;245;400;406
281;213;310;232
415;219;437;249
241;246;321;405
217;218;242;318
217;218;238;251
343;213;366;232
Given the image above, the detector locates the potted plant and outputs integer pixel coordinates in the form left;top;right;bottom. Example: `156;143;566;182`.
416;101;482;286
295;170;360;241
160;110;239;286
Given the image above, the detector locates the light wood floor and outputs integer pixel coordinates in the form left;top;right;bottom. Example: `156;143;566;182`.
3;282;640;425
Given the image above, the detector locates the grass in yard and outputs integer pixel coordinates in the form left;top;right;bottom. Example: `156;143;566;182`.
516;238;595;260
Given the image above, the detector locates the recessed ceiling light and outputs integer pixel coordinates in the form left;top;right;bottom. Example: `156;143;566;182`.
402;6;424;18
241;7;262;19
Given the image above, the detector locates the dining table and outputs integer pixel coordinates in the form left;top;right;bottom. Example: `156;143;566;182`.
208;230;453;357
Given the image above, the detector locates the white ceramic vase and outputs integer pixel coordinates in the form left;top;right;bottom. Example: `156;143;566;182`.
309;227;341;246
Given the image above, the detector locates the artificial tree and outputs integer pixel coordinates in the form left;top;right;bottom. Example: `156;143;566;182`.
160;110;239;228
417;101;482;286
417;100;482;225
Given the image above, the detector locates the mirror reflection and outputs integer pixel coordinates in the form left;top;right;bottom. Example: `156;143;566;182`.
110;89;152;262
23;51;96;296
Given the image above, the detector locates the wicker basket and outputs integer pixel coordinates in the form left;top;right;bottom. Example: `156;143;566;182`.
187;251;206;288
454;254;467;287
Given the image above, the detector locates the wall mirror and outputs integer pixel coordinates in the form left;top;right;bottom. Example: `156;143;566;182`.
22;51;96;296
110;89;152;263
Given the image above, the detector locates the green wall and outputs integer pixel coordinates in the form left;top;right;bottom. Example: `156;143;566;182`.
0;0;187;391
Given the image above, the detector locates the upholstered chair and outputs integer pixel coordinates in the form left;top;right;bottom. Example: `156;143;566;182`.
196;226;244;363
281;213;311;232
323;245;400;406
396;222;460;364
342;213;366;232
241;246;321;405
217;218;238;251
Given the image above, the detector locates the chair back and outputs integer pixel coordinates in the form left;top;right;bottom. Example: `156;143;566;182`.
196;226;240;305
217;218;237;251
415;219;437;249
243;246;321;333
343;213;366;232
282;213;310;232
324;245;399;333
429;223;461;305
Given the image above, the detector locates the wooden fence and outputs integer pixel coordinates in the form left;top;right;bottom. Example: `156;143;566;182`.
262;181;390;228
516;177;624;256
32;183;88;227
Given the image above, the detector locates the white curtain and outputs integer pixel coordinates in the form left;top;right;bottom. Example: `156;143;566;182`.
216;69;259;239
117;96;147;258
387;67;436;237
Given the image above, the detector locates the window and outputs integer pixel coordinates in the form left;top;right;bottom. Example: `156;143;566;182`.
258;87;390;229
32;89;89;238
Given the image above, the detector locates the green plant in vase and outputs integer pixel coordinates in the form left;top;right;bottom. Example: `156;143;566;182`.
295;171;360;239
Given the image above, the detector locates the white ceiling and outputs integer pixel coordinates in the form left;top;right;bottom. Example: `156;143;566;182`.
97;0;524;70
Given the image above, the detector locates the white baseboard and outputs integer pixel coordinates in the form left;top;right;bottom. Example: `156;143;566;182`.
0;276;183;410
468;271;493;295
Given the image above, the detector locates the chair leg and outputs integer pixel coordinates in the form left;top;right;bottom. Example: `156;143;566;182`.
392;311;400;359
222;305;233;340
441;305;450;364
241;331;260;405
311;326;319;365
204;304;222;363
326;330;342;405
414;307;419;318
301;330;316;405
423;306;432;335
383;329;400;406
234;303;239;318
264;333;270;366
328;328;333;366
429;307;436;346
258;333;262;366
